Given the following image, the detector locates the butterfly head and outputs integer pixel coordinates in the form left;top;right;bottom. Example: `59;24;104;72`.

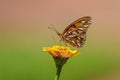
48;26;65;41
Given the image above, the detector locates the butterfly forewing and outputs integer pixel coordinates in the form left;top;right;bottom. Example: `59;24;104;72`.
62;16;91;48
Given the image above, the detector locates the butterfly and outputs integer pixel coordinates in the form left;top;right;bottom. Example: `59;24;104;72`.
49;16;92;48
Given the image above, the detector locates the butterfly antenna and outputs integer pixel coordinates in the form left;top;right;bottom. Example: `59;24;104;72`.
48;24;62;45
48;25;59;33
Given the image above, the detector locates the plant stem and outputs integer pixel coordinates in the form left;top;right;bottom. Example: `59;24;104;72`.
54;65;62;80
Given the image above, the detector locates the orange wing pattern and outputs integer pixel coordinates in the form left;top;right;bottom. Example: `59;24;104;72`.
62;16;91;48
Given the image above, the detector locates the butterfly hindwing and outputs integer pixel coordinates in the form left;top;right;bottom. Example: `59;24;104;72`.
62;16;91;48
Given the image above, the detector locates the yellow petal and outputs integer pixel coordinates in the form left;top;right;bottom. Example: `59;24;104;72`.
43;45;80;59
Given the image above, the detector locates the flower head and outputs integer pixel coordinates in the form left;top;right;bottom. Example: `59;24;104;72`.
43;45;79;59
43;45;79;68
43;45;80;80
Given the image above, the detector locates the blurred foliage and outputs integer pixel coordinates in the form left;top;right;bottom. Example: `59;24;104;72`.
0;35;120;80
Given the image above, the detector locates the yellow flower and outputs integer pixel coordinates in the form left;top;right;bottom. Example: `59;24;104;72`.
43;45;80;80
43;45;79;59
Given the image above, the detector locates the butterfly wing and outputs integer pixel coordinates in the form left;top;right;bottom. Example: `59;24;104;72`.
62;16;92;48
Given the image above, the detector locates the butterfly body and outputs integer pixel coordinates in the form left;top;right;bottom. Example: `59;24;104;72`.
50;16;91;48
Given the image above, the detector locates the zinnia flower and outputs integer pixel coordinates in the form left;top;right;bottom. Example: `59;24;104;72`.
43;45;79;59
43;45;79;80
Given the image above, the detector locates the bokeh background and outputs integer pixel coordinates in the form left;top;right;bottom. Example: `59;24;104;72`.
0;0;120;80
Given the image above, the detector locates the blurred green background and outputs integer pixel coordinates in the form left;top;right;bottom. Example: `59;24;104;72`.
0;0;120;80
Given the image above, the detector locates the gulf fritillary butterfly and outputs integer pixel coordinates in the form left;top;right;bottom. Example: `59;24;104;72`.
49;16;92;48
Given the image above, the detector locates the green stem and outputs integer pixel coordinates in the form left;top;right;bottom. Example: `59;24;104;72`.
54;65;62;80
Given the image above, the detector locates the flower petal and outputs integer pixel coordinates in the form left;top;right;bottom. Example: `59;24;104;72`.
43;45;80;59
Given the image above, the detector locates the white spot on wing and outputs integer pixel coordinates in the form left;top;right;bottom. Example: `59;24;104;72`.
78;28;84;31
77;42;81;47
67;31;72;34
65;37;70;40
64;32;67;36
67;35;76;38
84;25;89;28
72;31;77;34
81;20;86;23
77;37;81;40
78;30;83;33
76;39;80;42
71;40;75;44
